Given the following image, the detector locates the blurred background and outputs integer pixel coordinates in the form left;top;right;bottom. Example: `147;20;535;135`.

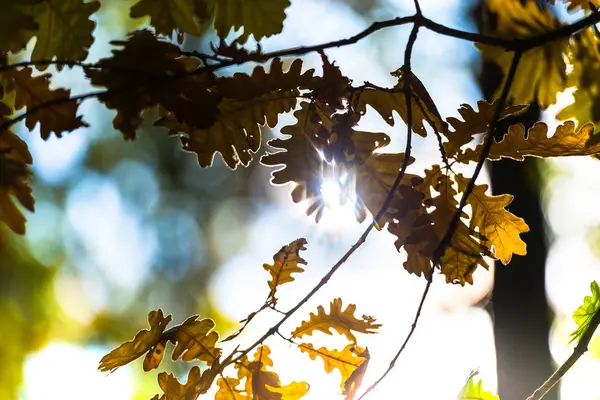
2;0;599;399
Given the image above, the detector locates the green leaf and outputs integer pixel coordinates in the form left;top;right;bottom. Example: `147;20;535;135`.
570;280;600;343
457;371;499;400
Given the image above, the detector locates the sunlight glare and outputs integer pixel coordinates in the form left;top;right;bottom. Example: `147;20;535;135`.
319;172;358;230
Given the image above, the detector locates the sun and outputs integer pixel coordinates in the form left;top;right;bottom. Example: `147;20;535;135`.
318;165;360;230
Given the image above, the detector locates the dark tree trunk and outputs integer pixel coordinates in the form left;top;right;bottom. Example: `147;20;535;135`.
470;3;556;399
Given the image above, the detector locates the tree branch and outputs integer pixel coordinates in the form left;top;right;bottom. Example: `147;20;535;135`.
526;309;600;400
356;17;421;400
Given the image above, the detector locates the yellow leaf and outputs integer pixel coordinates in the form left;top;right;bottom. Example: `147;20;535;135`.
444;100;528;160
98;309;172;372
0;103;34;246
291;298;381;343
25;0;100;70
170;315;222;365
354;67;445;137
143;339;167;372
263;238;307;301
216;377;251;400
456;174;529;264
129;0;212;37
2;67;88;139
459;121;600;162
235;346;309;400
298;343;367;397
154;365;203;400
399;167;493;285
213;0;290;43
479;0;567;108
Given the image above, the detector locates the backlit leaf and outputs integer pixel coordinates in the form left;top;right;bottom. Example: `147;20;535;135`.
263;238;307;301
444;100;528;160
213;0;290;43
459;121;600;162
98;309;172;372
129;0;212;38
291;298;381;343
159;58;314;168
456;174;529;265
479;0;567;108
26;0;100;70
169;315;222;365
2;67;88;139
234;345;309;400
216;377;251;400
143;339;167;372
298;343;368;400
153;365;203;400
570;280;600;343
457;371;499;400
354;67;445;137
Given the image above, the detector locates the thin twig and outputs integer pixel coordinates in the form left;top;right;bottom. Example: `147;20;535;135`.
356;18;421;400
0;9;597;135
526;309;600;400
433;50;523;265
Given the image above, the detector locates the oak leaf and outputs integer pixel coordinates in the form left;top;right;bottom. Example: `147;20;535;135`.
298;343;369;400
291;298;381;343
26;0;100;70
479;0;567;108
400;168;493;285
456;174;529;265
143;339;167;372
0;103;34;246
262;102;398;223
2;67;88;139
87;30;220;140
457;371;499;400
459;121;600;162
444;100;528;159
311;52;351;110
234;346;310;400
159;58;313;168
570;280;600;343
263;238;307;301
213;0;290;43
169;315;222;365
0;1;39;53
152;365;203;400
354;67;445;137
98;309;172;372
130;0;212;38
216;377;251;400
